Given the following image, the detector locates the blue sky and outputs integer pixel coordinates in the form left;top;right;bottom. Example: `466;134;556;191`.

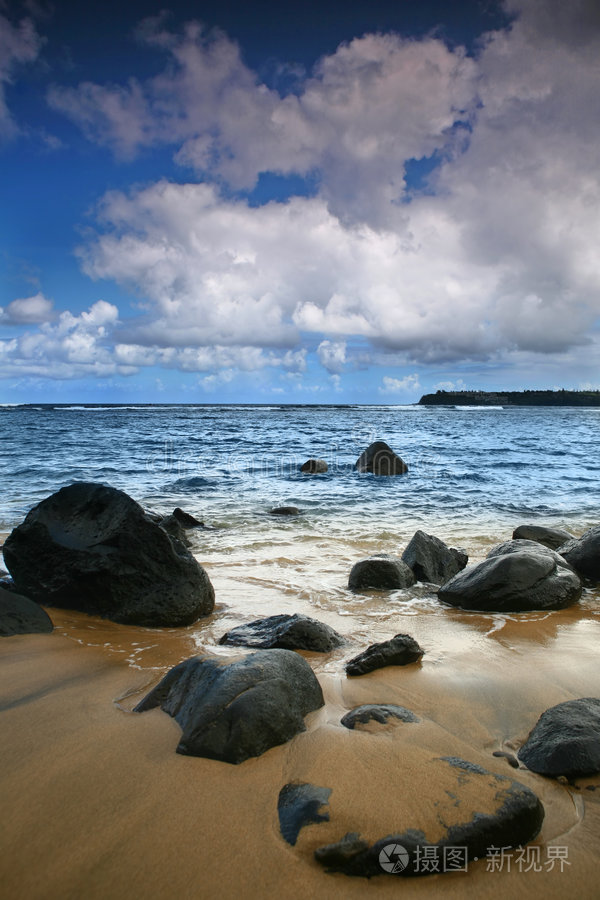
1;0;600;403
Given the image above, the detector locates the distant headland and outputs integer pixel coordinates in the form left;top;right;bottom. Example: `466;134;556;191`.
418;390;600;407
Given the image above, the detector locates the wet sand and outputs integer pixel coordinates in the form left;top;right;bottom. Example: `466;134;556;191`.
2;530;600;898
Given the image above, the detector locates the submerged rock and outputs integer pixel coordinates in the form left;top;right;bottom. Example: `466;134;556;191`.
558;526;600;582
438;542;581;612
2;482;215;627
512;524;573;550
345;634;424;676
278;783;331;845
355;441;408;476
301;459;328;474
348;555;416;591
0;586;53;636
269;506;300;516
341;704;419;729
314;757;544;877
518;698;600;778
134;649;324;764
402;530;467;585
219;613;345;652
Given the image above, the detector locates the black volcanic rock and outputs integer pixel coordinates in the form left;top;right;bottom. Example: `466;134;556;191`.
355;441;408;476
314;757;544;877
2;482;215;627
512;524;573;550
345;634;424;676
173;507;204;528
278;782;331;845
518;698;600;778
558;526;600;582
348;555;416;591
438;543;581;612
341;704;419;729
134;649;324;764
0;586;53;636
301;459;328;474
219;613;345;652
402;530;468;585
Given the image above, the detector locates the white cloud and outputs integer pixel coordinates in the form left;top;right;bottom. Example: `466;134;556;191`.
316;340;347;374
0;12;43;139
0;292;54;324
379;374;421;395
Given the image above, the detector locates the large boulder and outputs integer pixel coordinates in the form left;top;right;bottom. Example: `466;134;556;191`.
2;482;215;627
348;555;416;591
314;757;544;877
219;613;345;652
301;459;328;474
134;649;324;764
438;542;581;612
558;526;600;581
518;698;600;778
512;524;573;550
355;441;408;476
402;531;467;585
345;634;424;676
0;586;53;636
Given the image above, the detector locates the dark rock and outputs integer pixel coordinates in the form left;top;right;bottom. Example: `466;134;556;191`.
348;555;416;591
2;482;215;627
402;530;468;585
341;704;419;729
0;586;53;636
278;782;331;845
158;514;191;547
301;459;328;474
314;757;544;877
269;506;300;516
438;543;581;612
492;750;520;769
134;649;324;764
355;441;408;476
512;524;573;550
219;613;345;652
558;526;600;581
345;634;424;676
173;507;204;528
518;698;600;778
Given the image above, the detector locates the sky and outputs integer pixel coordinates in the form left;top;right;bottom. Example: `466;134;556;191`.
1;0;600;404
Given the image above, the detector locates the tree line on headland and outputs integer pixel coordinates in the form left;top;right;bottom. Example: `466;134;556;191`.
418;390;600;407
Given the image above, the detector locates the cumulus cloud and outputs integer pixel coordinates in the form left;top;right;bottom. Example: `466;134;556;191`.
316;340;347;374
0;292;54;324
379;374;421;395
0;11;43;138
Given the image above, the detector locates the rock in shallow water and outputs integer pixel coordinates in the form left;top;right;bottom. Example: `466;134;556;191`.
314;757;544;877
278;782;331;845
558;526;600;582
401;530;467;585
354;441;408;476
0;586;53;636
348;555;415;591
2;482;215;627
134;649;324;764
300;459;328;474
438;542;581;612
512;524;573;550
269;506;300;516
219;613;345;652
518;697;600;778
345;634;424;676
341;704;419;729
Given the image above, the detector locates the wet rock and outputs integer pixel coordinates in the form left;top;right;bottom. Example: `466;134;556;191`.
269;506;300;516
134;649;324;764
301;459;328;474
158;514;191;546
341;704;419;729
173;507;204;528
345;634;424;676
512;524;573;550
438;543;581;612
219;613;345;652
348;555;416;591
2;482;215;627
278;783;331;845
402;531;468;586
355;441;408;476
558;526;600;582
0;586;53;636
518;698;600;778
314;757;544;877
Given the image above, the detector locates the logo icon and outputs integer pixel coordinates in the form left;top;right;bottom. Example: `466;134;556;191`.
379;843;409;874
